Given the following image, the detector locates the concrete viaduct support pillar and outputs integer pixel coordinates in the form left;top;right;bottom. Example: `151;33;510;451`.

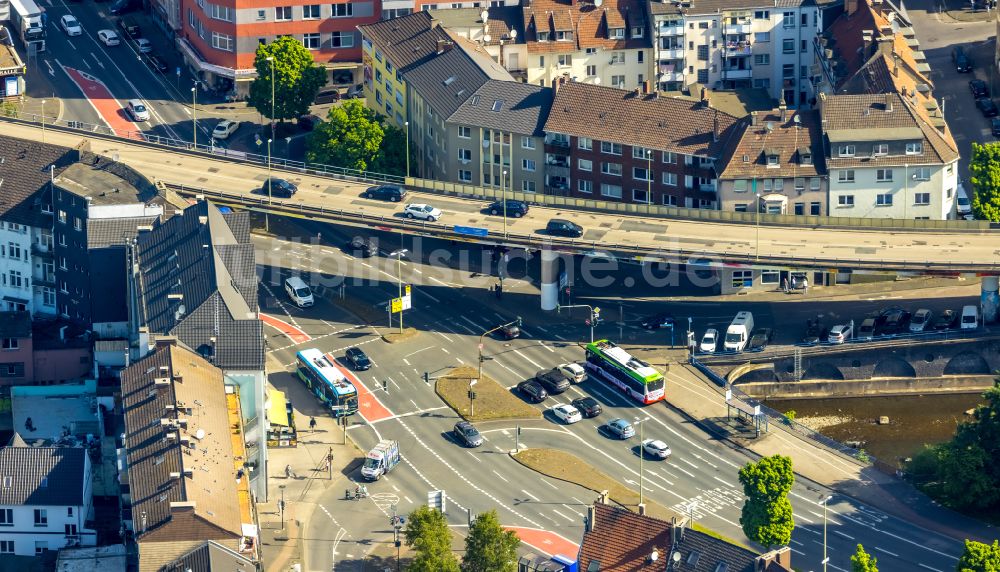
982;276;999;324
540;248;559;311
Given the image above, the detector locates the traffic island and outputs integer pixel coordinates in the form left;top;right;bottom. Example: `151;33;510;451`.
381;327;421;344
436;366;541;421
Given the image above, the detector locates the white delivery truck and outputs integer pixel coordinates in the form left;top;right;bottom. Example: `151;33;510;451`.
723;311;755;352
360;439;400;481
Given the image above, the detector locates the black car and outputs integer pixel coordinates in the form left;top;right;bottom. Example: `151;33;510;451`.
144;54;168;73
875;307;911;335
802;318;823;345
498;323;521;340
747;328;772;352
954;46;973;73
970;79;990;99
932;309;959;330
486;200;529;218
571;396;602;418
345;347;371;371
534;368;570;394
546;219;583;237
110;0;139;14
260;178;297;198
298;114;321;131
452;421;483;447
364;184;407;202
992;118;1000;137
977;98;999;118
516;380;548;403
349;236;378;257
640;311;675;330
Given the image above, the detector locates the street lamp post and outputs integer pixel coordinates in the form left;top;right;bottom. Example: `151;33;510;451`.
266;138;273;232
389;249;407;334
819;495;831;572
279;484;286;529
754;190;761;260
635;416;646;506
266;56;275;141
558;304;599;343
646;149;652;203
477;317;523;380
502;169;509;237
404;120;410;178
469;379;477;417
40;99;46;143
191;85;198;149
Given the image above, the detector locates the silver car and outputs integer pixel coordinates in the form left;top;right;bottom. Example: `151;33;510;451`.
641;438;672;459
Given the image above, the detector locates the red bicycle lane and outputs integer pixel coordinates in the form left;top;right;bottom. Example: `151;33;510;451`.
506;526;579;559
62;65;143;139
330;358;394;423
259;313;311;345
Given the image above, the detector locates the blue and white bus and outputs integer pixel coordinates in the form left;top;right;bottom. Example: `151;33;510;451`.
295;348;358;417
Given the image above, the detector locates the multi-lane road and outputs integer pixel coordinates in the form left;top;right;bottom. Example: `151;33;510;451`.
253;222;966;572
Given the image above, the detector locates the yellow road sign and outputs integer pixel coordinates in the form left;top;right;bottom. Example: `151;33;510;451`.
391;298;402;313
405;284;411;296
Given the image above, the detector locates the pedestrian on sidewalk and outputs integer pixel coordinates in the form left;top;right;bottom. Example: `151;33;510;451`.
782;277;789;294
802;277;809;294
285;464;294;479
790;275;797;291
309;417;317;431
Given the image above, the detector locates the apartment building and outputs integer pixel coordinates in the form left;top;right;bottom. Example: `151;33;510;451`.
717;105;827;215
822;92;958;220
384;0;520;21
174;0;379;95
647;0;820;106
521;0;653;91
0;311;31;385
429;7;527;79
542;81;741;206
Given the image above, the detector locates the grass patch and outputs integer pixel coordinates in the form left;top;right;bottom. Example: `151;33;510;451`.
382;328;421;344
511;448;751;550
436;366;540;421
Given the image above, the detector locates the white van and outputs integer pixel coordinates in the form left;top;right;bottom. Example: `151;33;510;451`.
960;305;978;329
724;311;755;352
284;276;314;308
956;184;972;219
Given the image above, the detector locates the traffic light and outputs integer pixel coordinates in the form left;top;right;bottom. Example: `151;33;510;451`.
382;380;388;393
423;371;430;384
516;316;523;327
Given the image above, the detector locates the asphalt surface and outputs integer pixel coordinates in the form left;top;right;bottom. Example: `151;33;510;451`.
255;222;967;572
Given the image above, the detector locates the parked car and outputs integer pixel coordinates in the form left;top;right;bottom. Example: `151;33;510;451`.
857;318;876;340
992;118;1000;138
802;318;823;345
97;29;120;46
315;87;341;104
545;219;583;237
403;203;442;221
550;404;582;425
348;236;378;257
364;184;407;202
126;99;149;122
640;311;675;330
977;97;999;118
498;322;521;340
144;53;168;73
110;0;139;14
606;418;635;439
875;307;911;335
932;309;958;330
212;120;240;140
260;178;297;198
909;309;933;332
970;79;990;99
699;328;718;353
60;15;83;36
345;347;371;371
453;421;483;447
571;396;602;418
117;17;140;38
961;305;979;329
641;438;672;459
516;380;547;403
747;328;772;352
135;38;153;53
954;46;973;72
486;199;529;218
558;363;587;383
827;324;853;344
298;114;321;131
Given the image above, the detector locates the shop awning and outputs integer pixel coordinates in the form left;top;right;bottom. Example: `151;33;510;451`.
268;389;289;427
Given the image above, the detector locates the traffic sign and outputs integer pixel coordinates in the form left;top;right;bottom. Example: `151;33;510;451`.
454;225;489;237
405;284;411;296
391;297;402;313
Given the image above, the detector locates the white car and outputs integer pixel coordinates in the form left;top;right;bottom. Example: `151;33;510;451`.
558;363;587;383
212;120;239;140
699;328;718;353
126;99;150;122
641;438;671;459
550;404;582;425
135;38;153;53
909;309;933;333
403;204;442;221
827;324;853;344
60;15;83;36
97;29;120;46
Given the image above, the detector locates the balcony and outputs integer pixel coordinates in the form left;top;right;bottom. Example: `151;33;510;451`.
31;242;53;257
699;183;718;193
545;154;570;168
34;272;56;287
658;24;684;36
659;47;684;59
728;21;752;34
722;67;752;79
722;42;752;56
659;71;684;82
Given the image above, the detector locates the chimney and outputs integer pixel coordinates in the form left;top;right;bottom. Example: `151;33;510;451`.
436;39;453;54
845;0;858;15
862;30;874;57
586;506;596;532
644;80;652;94
700;87;710;108
599;490;609;504
552;78;560;93
750;111;758;126
893;53;899;76
638;503;647;516
779;101;788;122
712;110;719;142
757;547;792;571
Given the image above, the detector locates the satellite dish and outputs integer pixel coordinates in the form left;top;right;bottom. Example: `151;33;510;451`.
510;29;518;38
481;9;489;21
484;34;492;43
650;550;659;562
595;0;603;6
793;114;802;124
672;552;682;563
594;77;601;85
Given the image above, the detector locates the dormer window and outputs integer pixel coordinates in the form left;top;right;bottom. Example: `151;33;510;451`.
631;26;644;38
765;149;780;167
873;143;888;156
798;148;812;165
609;28;625;39
906;142;922;155
556;30;573;41
538;31;550;41
838;144;856;157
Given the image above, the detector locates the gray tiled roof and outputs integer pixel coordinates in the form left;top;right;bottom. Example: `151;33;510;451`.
134;201;263;371
0;311;31;338
87;216;159;249
670;528;775;572
358;11;452;72
402;45;495;120
447;81;553;136
163;540;257;572
429;6;525;46
0;135;75;227
0;441;87;506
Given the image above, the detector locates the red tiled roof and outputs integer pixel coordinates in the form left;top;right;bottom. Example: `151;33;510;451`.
523;0;650;54
578;504;674;572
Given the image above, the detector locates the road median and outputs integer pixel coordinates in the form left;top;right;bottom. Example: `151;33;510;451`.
436;366;540;421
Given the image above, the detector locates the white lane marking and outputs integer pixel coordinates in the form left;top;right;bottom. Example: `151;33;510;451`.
875;547;899;557
790;548;805;556
538;343;556;353
833;530;855;540
562;504;584;517
404;496;413;504
680;458;699;469
512;349;543;370
535;325;549;333
409;399;419;409
837;512;959;561
492;470;509;483
418;288;441;303
551;509;575;522
403;358;410;366
442;348;450;354
555;334;567;340
712;475;733;487
521;489;540;501
434;330;455;343
405;347;435;358
391;484;400;492
918;565;944;572
467;451;482;463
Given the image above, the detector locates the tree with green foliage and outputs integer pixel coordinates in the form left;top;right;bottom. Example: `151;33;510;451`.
957;539;1000;572
248;36;326;124
371;124;410;176
969;142;1000;222
306;100;385;171
738;455;795;548
908;379;1000;513
851;544;878;572
462;510;520;572
403;505;459;572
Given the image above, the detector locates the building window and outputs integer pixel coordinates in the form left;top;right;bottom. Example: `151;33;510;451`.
913;167;931;180
600;184;623;198
600;141;622;155
632;188;650;203
662;172;677;186
578;158;593;171
1;338;17;350
7;243;19;260
876;193;893;206
578;137;593;150
331;31;354;47
810;177;821;190
457;148;472;162
33;509;47;527
754;10;770;18
662;194;678;206
838;195;855;207
256;9;265;20
753;78;771;89
632;146;652;159
458;170;472;182
522;159;536;172
662;151;675;164
633;167;650;181
733;179;748;192
601;162;622;176
632;26;644;38
782;11;795;27
766;153;779;166
801;12;809;26
731;270;753;289
522;137;535;150
735;203;748;212
558;54;572;67
331;3;353;17
761;269;780;284
782;64;794;79
0;508;11;525
609;27;625;39
755;32;770;42
782;38;794;53
211;32;234;51
905;142;923;154
523;180;537;192
754;54;770;65
794;178;805;191
578;179;593;193
458;126;471;139
58;210;67;224
34;542;46;555
794;203;804;215
611;75;625;88
8;271;21;288
810;202;821;215
873;143;888;156
914;192;931;205
303;4;320;18
876;169;893;182
0;540;11;554
586;65;597;76
275;6;291;20
208;3;234;21
838;145;856;157
375;69;382;83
